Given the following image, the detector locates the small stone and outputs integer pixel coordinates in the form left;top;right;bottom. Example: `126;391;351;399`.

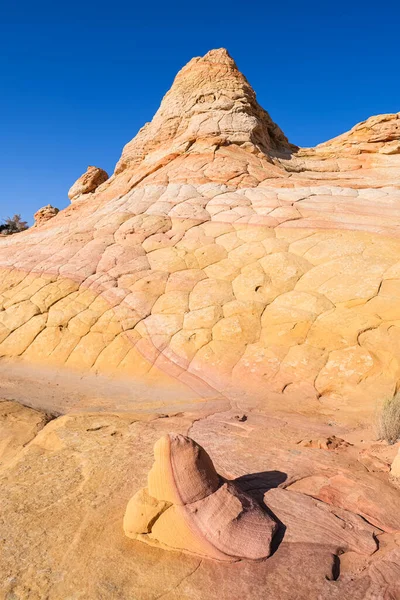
235;414;247;422
297;436;351;450
33;204;59;226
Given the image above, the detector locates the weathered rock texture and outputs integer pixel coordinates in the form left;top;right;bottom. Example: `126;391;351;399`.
316;113;400;155
34;204;59;226
2;47;400;599
68;165;109;201
124;433;277;560
0;48;400;417
1;408;399;599
391;448;400;478
115;47;292;177
0;399;51;467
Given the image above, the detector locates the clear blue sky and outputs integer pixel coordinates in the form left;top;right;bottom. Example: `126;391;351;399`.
1;1;398;224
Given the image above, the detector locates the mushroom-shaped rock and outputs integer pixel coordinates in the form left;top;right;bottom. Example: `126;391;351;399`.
33;204;59;226
123;434;277;561
68;166;109;202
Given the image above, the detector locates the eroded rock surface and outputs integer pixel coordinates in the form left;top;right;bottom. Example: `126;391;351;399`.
391;448;400;478
33;204;59;226
0;50;400;418
124;433;277;560
1;49;400;597
68;165;109;201
0;409;399;599
0;399;51;467
115;48;292;177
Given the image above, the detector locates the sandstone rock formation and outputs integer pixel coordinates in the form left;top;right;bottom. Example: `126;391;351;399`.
33;204;59;226
0;399;51;467
115;47;293;177
2;46;400;599
391;448;400;478
1;407;399;599
68;165;109;201
0;49;399;419
124;433;277;560
316;113;400;155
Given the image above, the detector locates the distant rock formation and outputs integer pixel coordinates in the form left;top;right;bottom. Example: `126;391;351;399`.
283;112;400;176
316;113;400;155
34;204;59;226
68;166;109;202
124;433;277;560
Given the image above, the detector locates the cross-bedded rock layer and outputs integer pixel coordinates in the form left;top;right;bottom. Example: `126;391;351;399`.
123;433;278;561
1;49;400;415
1;406;399;599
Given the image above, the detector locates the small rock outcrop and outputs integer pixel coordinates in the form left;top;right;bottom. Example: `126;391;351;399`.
68;166;109;202
123;434;277;561
33;204;59;226
316;112;400;155
0;400;51;467
391;448;400;478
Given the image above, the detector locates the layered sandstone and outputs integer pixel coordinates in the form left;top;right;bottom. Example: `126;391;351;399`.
316;113;400;154
284;113;400;184
0;48;400;419
2;47;400;600
392;449;400;478
1;406;399;599
123;433;277;560
0;399;51;467
115;48;293;177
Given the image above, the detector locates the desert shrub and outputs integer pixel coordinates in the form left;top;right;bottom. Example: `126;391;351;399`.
0;214;28;235
377;394;400;444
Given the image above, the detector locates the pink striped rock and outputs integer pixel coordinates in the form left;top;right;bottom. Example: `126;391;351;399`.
124;434;278;561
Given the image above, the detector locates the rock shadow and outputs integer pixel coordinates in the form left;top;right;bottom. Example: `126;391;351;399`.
234;470;287;500
234;470;288;556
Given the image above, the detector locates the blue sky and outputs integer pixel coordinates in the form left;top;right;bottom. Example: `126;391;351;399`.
1;1;398;224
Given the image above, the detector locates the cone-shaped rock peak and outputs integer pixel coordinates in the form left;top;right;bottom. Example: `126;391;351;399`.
115;48;292;174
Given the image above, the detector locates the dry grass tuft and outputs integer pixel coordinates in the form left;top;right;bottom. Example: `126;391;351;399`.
377;394;400;444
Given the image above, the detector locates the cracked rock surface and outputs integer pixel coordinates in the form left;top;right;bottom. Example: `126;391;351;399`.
1;48;400;598
0;49;400;416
